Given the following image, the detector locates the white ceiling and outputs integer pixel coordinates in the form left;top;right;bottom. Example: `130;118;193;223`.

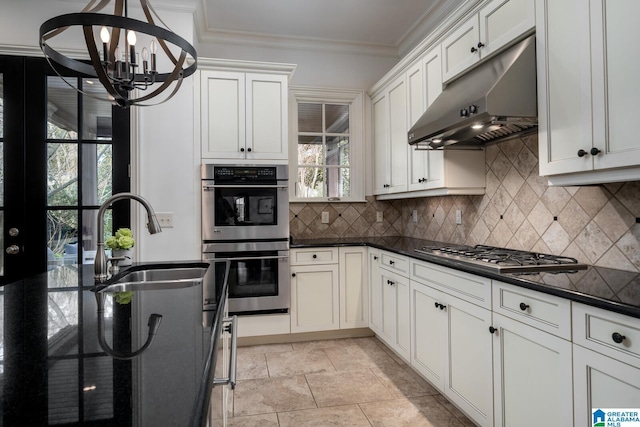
195;0;465;57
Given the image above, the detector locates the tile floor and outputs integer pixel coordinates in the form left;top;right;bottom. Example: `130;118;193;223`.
227;337;476;426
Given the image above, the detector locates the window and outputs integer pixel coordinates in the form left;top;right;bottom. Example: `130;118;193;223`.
290;88;364;202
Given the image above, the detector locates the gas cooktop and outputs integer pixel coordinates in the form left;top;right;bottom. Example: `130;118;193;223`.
415;244;589;273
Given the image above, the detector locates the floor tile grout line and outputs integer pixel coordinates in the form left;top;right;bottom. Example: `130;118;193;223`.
302;373;320;409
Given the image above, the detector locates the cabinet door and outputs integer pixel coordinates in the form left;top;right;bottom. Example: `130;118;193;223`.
290;264;339;333
201;70;246;159
394;273;411;362
372;93;390;194
492;313;573;427
379;269;397;345
573;344;640;426
445;295;494;427
368;249;383;334
339;247;368;329
245;73;288;161
479;0;535;58
410;280;446;390
388;75;408;193
442;14;480;82
408;46;445;191
590;0;640;170
537;0;594;176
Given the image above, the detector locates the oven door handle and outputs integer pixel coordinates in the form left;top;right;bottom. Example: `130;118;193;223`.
202;184;289;191
207;255;289;262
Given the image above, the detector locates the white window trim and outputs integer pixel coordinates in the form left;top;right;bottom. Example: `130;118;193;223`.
289;86;365;202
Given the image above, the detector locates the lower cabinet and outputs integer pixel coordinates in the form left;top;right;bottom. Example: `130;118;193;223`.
379;268;410;361
573;344;640;426
290;263;340;333
491;312;573;427
410;279;494;427
368;248;383;334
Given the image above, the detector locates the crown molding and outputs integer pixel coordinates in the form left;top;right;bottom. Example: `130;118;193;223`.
197;57;296;79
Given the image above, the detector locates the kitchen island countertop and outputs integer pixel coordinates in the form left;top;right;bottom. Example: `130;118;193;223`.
1;261;221;426
292;236;640;319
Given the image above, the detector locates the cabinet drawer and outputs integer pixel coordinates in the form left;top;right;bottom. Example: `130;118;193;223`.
380;251;409;276
573;302;640;366
290;248;338;265
410;259;491;309
493;281;571;340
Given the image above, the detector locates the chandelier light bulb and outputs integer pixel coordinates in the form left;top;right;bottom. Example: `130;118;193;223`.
100;26;110;44
141;47;148;61
150;39;157;54
127;30;137;46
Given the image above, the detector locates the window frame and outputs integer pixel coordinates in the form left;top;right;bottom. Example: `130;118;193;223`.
289;87;365;202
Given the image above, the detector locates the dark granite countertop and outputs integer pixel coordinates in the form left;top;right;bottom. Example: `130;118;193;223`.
1;262;222;426
292;236;640;319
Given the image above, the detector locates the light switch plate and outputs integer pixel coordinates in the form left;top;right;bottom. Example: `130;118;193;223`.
412;210;418;223
376;211;383;222
156;212;174;228
321;211;329;224
455;210;462;225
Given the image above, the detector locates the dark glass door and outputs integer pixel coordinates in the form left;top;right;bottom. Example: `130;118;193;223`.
215;251;279;298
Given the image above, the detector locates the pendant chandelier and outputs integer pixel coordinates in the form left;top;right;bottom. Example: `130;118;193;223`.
39;0;197;108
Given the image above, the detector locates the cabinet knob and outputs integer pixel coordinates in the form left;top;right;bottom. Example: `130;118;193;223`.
577;149;588;157
519;303;530;311
240;148;245;152
439;304;446;310
247;147;252;153
469;104;478;115
612;332;626;344
373;256;378;260
383;184;390;188
489;326;497;334
291;273;296;277
477;42;485;49
6;245;19;255
389;260;394;265
434;302;439;309
312;254;317;259
387;279;395;286
418;178;427;183
470;46;478;53
590;147;601;156
460;108;469;117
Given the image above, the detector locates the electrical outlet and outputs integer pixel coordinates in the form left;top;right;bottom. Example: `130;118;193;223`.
412;210;418;223
156;212;174;228
376;211;383;222
321;211;329;224
455;209;462;225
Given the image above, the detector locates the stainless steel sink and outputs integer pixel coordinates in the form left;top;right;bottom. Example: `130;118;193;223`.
97;262;209;293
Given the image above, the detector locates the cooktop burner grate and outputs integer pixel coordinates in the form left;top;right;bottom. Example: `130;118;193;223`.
415;244;588;273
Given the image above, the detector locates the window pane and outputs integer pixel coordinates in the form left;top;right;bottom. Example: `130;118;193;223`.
298;103;322;132
325;104;349;133
82;143;112;205
298;136;323;165
327;167;350;198
47;210;78;267
81;209;99;265
82;79;112;140
47;76;78;139
326;136;349;166
48;290;79;349
297;167;325;198
48;143;78;206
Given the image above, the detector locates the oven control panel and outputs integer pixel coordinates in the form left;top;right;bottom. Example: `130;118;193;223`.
214;166;276;181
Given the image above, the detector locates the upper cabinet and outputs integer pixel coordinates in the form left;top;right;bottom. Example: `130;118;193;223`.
537;0;640;185
198;60;295;163
442;0;535;82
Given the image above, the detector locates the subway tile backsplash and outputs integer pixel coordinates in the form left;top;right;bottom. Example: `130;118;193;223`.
290;134;640;272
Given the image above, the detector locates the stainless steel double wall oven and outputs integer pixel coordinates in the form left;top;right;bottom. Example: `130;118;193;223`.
201;165;290;315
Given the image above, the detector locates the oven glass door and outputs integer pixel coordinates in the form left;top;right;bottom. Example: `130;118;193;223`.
213;187;278;227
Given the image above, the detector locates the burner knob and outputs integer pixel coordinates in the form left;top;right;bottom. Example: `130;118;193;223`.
489;326;497;334
612;332;626;344
519;303;530;311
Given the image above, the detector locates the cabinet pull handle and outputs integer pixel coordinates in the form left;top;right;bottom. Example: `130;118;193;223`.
312;254;317;259
291;273;296;277
590;147;601;156
489;326;497;334
577;149;587;157
519;303;530;311
612;332;626;344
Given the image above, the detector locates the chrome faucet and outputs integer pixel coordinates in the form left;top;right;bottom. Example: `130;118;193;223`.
95;192;162;281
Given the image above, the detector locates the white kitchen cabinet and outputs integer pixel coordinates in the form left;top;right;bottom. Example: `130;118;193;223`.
339;247;368;329
379;268;410;362
290;263;340;333
372;75;408;194
537;0;640;185
491;312;573;427
442;0;535;82
368;248;383;335
200;69;289;162
409;276;494;427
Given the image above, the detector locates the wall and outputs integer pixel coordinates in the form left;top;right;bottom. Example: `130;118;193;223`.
295;134;640;272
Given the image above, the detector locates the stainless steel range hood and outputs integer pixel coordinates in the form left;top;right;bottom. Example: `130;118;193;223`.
408;35;537;150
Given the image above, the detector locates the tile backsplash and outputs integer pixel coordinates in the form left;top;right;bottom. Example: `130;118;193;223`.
290;134;640;272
